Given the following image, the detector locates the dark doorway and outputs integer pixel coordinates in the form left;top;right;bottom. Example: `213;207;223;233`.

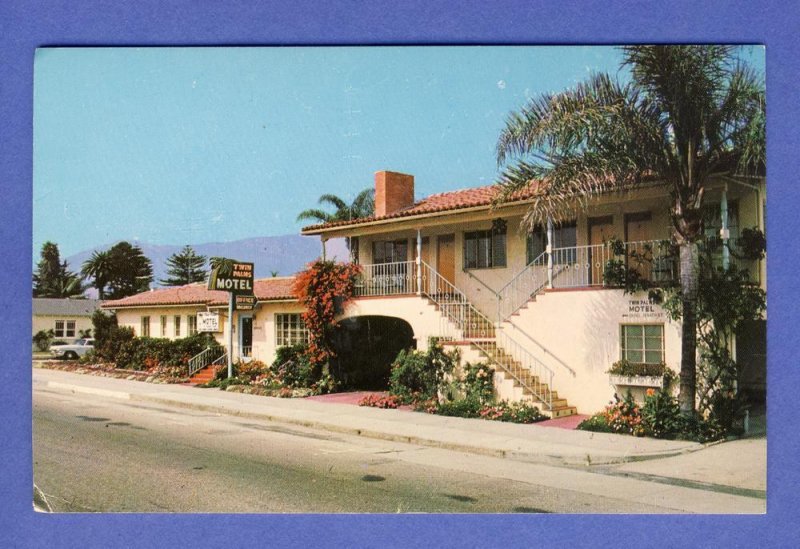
330;316;415;390
737;319;766;404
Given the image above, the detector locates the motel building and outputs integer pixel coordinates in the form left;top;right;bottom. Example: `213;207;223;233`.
102;170;766;418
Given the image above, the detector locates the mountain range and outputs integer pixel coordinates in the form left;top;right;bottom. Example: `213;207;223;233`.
65;235;349;291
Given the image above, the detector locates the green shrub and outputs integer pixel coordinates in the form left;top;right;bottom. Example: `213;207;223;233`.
271;344;315;388
95;326;135;363
388;339;459;403
113;332;221;372
461;362;494;404
577;414;614;433
32;330;54;352
433;397;482;418
579;390;726;442
641;389;682;438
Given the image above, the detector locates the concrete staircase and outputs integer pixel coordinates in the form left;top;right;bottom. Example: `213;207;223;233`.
419;261;576;417
471;341;577;418
188;365;216;385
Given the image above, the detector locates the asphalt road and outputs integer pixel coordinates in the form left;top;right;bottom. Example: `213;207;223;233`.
33;385;689;514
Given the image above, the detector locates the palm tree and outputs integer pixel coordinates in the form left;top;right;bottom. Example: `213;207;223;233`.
297;188;375;253
296;188;374;224
495;46;764;416
81;250;114;299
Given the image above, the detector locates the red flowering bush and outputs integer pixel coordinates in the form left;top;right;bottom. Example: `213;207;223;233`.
292;260;361;375
358;394;401;409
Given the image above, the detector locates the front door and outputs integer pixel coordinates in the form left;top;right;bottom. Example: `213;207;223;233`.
588;216;615;285
239;315;253;360
436;234;456;288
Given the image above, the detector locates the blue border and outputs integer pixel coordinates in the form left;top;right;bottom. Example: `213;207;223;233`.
2;0;799;546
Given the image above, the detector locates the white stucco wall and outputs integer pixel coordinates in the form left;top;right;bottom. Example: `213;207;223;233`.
505;288;681;413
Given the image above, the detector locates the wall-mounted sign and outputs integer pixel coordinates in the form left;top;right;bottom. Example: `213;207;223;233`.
235;294;256;311
208;258;254;295
197;312;220;332
621;298;666;320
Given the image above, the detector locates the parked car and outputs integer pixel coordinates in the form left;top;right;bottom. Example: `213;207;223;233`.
50;338;94;360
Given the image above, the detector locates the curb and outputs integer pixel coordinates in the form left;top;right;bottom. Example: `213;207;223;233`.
44;379;703;468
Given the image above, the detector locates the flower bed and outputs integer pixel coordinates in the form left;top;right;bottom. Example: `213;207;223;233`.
578;390;725;442
35;360;187;384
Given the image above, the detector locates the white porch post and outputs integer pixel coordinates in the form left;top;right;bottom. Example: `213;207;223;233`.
416;228;422;296
321;237;327;261
546;217;554;289
721;184;730;270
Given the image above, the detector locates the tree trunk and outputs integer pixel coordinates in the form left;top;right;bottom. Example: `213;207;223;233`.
678;241;700;416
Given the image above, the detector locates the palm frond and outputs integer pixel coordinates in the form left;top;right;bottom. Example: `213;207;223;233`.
296;209;333;223
318;194;349;212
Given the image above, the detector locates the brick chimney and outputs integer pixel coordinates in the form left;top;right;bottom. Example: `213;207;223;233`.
374;171;415;217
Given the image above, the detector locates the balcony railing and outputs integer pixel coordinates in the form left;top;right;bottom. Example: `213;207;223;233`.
497;239;676;321
353;261;416;297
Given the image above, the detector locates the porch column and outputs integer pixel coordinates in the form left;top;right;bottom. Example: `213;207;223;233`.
416;228;422;295
721;184;730;270
546;217;554;289
321;237;327;261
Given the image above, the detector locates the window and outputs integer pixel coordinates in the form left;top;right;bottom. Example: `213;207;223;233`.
53;320;75;338
174;315;181;337
140;316;150;337
464;221;507;269
187;315;198;336
160;315;168;337
372;239;408;264
526;222;577;264
621;324;664;364
275;313;309;347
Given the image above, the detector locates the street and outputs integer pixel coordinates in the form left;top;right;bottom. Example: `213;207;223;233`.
33;373;765;513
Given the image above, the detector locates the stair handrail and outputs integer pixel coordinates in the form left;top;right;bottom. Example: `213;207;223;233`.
470;334;554;411
419;260;495;340
188;346;214;377
419;259;558;410
496;251;549;321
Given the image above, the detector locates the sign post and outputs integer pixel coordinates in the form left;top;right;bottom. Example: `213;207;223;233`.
207;258;255;378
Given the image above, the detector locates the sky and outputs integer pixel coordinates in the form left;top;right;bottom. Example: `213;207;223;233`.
33;46;765;258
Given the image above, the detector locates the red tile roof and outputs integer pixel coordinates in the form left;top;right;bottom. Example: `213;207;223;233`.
301;182;544;233
101;277;297;309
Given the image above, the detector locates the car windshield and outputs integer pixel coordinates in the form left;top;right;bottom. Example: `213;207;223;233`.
73;339;86;345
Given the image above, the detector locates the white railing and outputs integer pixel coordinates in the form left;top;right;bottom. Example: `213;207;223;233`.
496;251;548;321
240;345;252;358
496;239;676;321
419;260;495;341
353;261;416;297
188;346;224;377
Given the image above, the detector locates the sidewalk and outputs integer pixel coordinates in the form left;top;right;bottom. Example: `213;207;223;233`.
34;367;705;467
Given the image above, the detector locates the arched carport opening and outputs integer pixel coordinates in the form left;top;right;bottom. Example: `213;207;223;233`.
330;316;415;390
